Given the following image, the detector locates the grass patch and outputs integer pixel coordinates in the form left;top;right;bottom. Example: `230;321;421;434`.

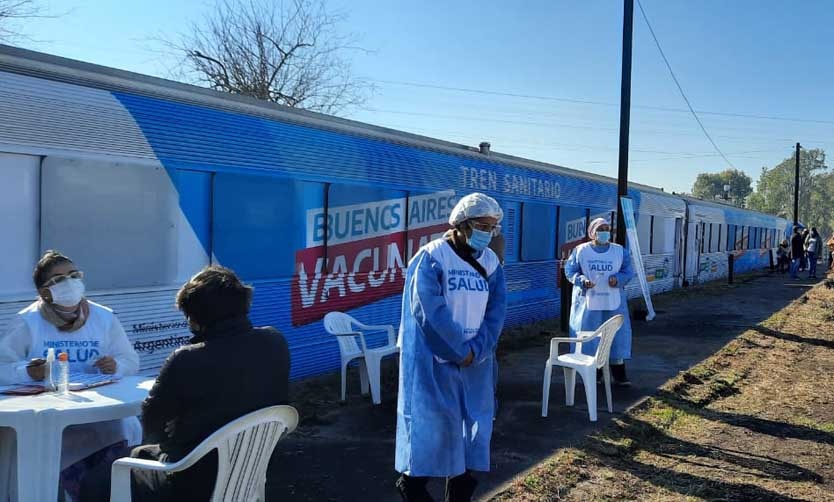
491;274;834;501
796;417;834;434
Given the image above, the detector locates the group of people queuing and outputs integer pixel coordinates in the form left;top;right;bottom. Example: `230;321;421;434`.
779;226;829;280
0;193;634;502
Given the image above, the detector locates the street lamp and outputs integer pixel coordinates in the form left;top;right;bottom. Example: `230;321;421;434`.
723;184;731;203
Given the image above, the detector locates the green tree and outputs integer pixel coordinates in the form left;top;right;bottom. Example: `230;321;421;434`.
691;169;752;206
747;149;831;238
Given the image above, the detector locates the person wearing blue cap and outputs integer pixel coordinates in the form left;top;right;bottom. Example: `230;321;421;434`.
395;192;507;502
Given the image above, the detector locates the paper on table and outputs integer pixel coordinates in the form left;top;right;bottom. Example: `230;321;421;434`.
68;372;120;391
0;373;120;395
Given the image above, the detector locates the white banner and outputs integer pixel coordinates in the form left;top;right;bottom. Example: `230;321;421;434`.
620;197;656;321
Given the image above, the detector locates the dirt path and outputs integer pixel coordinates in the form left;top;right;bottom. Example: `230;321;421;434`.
491;276;834;501
266;272;820;501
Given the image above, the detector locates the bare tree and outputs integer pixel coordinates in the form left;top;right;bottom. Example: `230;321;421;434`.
0;0;44;43
168;0;372;115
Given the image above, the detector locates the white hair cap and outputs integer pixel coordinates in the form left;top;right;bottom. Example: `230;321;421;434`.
587;217;609;239
448;192;504;226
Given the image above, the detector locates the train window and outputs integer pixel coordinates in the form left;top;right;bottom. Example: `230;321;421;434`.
41;157;178;290
637;215;652;254
558;206;586;260
729;224;737;251
709;223;717;253
652;217;676;254
521;202;557;261
500;200;521;263
698;222;705;253
0;153;40;296
213;173;325;280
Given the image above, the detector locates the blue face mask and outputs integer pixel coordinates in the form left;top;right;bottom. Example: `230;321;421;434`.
596;231;611;244
467;228;492;251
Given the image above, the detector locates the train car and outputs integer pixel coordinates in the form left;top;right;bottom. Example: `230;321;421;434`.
0;45;773;380
681;197;788;285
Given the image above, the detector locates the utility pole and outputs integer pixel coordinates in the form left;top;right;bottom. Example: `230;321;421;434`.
794;142;800;226
615;0;634;245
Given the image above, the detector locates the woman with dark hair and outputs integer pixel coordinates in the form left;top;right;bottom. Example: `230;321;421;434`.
81;265;290;501
0;250;140;500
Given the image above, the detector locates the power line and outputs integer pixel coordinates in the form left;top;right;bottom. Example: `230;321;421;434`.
361;107;833;144
636;0;735;169
368;82;834;126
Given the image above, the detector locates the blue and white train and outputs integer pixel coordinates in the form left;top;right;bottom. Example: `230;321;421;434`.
0;46;789;379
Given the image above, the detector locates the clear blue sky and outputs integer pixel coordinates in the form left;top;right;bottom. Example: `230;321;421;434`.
15;0;834;194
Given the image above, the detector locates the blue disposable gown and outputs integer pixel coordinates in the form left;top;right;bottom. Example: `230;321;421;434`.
565;244;634;359
395;245;507;477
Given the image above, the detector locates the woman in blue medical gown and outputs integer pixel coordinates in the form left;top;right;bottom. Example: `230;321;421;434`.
395;192;507;502
565;217;634;385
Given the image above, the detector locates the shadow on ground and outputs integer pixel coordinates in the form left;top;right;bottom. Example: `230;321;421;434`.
265;272;813;501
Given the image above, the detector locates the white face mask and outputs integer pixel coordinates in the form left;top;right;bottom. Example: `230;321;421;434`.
48;278;86;307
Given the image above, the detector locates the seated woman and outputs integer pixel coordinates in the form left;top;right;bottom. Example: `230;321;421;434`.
0;250;141;500
81;265;290;501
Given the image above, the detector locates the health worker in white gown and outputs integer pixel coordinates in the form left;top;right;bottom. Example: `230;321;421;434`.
0;251;141;501
565;217;634;385
395;193;507;502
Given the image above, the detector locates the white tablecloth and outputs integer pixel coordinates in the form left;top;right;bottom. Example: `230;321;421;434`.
0;376;154;502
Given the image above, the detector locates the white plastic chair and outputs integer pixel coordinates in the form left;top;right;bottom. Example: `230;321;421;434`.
110;405;299;502
541;315;625;422
323;311;399;405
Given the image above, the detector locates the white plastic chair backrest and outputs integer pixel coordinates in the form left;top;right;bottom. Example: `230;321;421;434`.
324;312;362;355
189;405;298;502
593;315;625;369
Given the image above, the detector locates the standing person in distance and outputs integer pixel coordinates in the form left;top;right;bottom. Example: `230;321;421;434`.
790;226;804;280
565;218;634;385
827;232;834;271
799;228;809;272
395;192;507;502
805;227;823;279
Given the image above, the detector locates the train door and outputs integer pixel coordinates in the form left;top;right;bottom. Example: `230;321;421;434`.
683;217;702;285
696;221;706;282
674;217;684;279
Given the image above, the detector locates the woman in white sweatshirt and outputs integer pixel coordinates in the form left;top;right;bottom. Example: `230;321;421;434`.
0;250;141;501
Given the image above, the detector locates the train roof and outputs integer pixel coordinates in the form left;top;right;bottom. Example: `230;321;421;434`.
678;194;788;226
0;43;676;198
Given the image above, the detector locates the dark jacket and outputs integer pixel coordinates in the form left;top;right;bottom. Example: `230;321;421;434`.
791;232;804;259
140;315;290;499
